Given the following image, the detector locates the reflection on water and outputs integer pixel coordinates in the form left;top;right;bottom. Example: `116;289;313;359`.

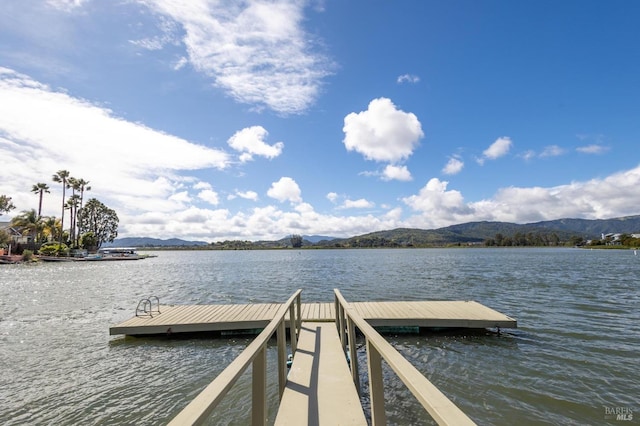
1;248;638;425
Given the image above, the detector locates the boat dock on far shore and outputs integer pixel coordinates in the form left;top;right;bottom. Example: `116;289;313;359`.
37;247;156;262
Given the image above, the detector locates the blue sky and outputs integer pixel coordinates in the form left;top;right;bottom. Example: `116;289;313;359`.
1;0;639;241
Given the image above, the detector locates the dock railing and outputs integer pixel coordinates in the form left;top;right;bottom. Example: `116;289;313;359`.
334;289;477;426
168;289;303;426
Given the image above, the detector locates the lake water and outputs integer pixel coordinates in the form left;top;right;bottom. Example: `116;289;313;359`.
1;248;638;425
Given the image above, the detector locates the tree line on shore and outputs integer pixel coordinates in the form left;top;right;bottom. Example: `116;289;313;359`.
0;170;119;256
137;231;640;250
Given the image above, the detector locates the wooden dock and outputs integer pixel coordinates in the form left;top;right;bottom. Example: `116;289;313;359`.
110;300;516;336
125;292;502;425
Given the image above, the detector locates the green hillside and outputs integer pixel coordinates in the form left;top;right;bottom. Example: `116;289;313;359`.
316;215;640;248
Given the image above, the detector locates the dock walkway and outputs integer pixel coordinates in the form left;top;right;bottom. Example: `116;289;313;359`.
274;322;367;425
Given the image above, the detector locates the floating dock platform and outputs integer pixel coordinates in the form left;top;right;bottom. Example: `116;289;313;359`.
110;300;516;336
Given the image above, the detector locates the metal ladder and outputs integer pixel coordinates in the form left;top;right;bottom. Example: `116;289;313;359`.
135;296;161;317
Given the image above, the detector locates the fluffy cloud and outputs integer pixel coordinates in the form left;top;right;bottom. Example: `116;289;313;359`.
326;192;338;203
227;126;284;162
475;166;640;222
403;178;473;219
140;0;332;114
197;189;220;205
341;198;375;209
169;191;191;203
478;137;512;164
267;177;302;203
234;190;259;201
343;98;423;163
401;165;640;229
17;157;640;243
442;156;464;175
382;165;412;181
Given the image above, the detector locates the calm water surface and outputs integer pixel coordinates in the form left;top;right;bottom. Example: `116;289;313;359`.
1;248;638;425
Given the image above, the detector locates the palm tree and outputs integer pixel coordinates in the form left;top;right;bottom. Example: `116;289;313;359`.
75;178;91;208
67;177;77;245
41;216;60;242
66;178;91;247
11;209;42;244
52;170;70;247
31;183;50;218
65;194;81;247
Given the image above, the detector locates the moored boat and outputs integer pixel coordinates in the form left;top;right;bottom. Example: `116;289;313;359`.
85;247;142;261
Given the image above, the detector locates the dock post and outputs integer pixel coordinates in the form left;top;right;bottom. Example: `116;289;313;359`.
367;340;387;425
288;304;297;354
277;319;287;398
334;297;340;332
252;347;267;426
296;296;302;333
347;316;360;396
335;297;346;350
339;304;347;348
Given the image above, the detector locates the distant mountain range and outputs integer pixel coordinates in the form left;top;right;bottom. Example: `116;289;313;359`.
103;237;209;247
105;235;334;247
107;215;640;247
317;215;640;247
301;235;335;243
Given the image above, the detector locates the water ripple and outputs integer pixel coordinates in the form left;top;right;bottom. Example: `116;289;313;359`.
1;248;638;425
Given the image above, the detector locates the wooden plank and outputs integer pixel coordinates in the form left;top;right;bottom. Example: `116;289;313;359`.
301;303;311;320
274;322;367;425
202;305;231;322
189;306;214;324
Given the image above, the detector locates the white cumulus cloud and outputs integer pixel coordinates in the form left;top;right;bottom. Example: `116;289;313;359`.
400;165;640;230
478;136;512;164
197;189;220;205
442;156;464;175
235;190;259;201
343;97;423;163
341;198;375;209
227;126;284;162
403;178;472;218
267;177;302;203
382;165;412;181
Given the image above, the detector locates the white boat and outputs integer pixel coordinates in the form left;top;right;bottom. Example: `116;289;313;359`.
85;247;142;261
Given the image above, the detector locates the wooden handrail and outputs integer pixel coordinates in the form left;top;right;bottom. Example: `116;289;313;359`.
169;289;303;426
334;289;476;426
